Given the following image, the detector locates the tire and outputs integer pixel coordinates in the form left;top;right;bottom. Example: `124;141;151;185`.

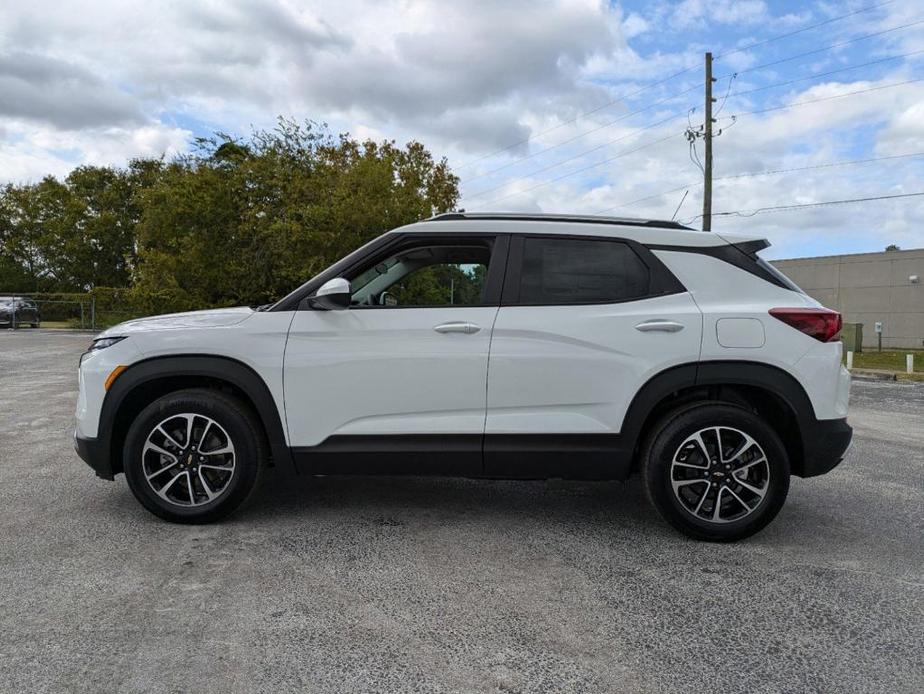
123;388;264;523
642;403;790;542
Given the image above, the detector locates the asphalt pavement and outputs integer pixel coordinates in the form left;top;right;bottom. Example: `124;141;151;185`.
1;330;921;693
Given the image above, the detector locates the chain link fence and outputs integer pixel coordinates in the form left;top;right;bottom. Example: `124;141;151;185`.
0;291;143;331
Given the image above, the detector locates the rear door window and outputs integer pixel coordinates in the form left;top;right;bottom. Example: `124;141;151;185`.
515;237;651;305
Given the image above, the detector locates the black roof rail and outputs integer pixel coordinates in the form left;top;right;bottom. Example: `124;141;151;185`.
426;212;693;231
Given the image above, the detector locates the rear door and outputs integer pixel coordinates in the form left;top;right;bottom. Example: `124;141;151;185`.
484;234;702;477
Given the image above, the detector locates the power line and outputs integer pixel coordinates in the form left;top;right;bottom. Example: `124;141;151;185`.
477;77;921;209
713;73;737;118
459;6;916;205
467;40;923;189
718;151;924;180
453;68;700;171
713;0;895;60
736;77;924;117
454;1;898;171
471;132;681;206
716;17;924;81
596;151;924;215
729;48;924;99
680;191;924;224
464;114;687;200
461;84;702;184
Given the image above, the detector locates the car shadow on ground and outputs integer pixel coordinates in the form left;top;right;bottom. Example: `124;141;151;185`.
245;462;648;519
93;455;848;548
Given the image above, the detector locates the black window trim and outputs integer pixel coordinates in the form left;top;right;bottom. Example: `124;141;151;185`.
645;239;801;292
500;233;686;307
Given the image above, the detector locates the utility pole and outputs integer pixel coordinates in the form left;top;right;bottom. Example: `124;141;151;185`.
702;51;715;231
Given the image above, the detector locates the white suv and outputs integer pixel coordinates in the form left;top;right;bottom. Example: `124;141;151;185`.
75;213;852;541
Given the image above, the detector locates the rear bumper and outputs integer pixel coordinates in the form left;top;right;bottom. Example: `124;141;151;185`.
74;432;115;480
798;417;852;477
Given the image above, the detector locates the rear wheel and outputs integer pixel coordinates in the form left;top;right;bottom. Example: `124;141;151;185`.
123;388;264;523
642;404;790;542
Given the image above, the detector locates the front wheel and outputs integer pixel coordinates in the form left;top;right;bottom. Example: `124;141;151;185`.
123;388;264;523
642;404;790;542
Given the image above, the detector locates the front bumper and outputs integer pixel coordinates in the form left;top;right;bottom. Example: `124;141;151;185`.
798;417;853;477
74;432;115;480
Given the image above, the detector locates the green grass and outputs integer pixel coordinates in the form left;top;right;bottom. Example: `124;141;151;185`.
848;349;924;373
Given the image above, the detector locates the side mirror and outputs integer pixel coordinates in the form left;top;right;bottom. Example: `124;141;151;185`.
308;277;351;311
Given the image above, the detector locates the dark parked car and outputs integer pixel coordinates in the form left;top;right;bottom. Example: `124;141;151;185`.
0;297;41;328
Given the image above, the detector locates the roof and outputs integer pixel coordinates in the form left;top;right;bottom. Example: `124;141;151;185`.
428;212;693;231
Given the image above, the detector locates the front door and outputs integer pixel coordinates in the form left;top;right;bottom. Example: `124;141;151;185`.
284;234;507;475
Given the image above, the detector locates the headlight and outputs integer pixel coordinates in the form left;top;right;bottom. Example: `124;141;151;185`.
88;336;127;352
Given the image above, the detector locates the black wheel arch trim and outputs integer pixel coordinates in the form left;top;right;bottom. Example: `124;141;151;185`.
621;359;847;478
94;354;292;478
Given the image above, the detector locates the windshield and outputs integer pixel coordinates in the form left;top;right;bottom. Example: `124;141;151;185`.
350;257;400;296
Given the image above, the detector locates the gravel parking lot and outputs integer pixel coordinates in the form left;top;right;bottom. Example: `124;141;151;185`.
1;330;922;693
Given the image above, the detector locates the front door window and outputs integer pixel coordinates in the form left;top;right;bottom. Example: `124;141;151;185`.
349;244;491;307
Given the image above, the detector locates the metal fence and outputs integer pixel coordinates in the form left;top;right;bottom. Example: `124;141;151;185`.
0;292;142;331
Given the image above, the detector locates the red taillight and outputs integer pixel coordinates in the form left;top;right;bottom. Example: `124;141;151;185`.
769;308;842;342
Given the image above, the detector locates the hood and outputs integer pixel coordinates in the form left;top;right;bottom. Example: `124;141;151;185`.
99;306;254;337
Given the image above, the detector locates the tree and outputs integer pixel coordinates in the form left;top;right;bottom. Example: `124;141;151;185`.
42;164;153;290
0;162;160;292
390;264;486;306
130;119;459;312
0;181;58;291
0;117;459;314
885;244;900;252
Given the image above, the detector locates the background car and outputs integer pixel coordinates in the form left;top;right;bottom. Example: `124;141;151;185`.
0;297;41;328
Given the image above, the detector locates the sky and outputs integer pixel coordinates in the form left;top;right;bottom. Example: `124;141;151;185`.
1;0;922;258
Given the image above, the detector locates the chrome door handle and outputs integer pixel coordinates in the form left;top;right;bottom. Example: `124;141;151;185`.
634;319;684;333
434;321;481;334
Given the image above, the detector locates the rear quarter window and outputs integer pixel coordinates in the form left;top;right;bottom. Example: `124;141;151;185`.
756;256;804;293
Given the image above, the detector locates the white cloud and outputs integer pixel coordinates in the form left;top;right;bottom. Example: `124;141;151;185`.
0;119;190;183
877;102;924;153
0;0;631;171
621;12;650;39
0;52;145;129
0;0;922;254
669;0;769;29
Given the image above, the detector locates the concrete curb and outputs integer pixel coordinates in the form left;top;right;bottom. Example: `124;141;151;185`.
850;368;898;382
37;328;100;334
2;328;99;335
